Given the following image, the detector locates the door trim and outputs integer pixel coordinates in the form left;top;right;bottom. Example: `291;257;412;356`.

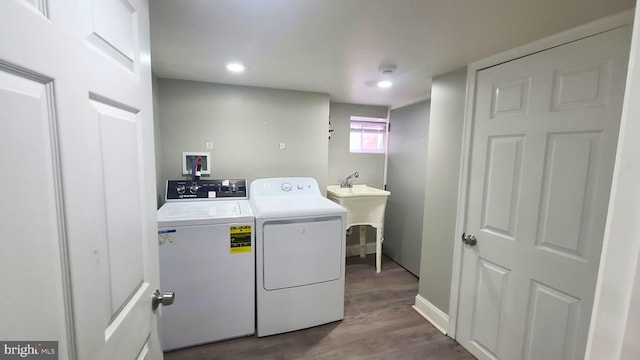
447;9;634;339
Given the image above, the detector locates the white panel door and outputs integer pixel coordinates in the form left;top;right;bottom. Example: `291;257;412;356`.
457;26;630;360
0;1;162;359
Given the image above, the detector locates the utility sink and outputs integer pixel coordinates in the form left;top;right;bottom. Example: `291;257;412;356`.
326;185;390;227
326;184;390;273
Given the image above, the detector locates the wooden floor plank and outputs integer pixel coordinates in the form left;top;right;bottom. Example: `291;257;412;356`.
164;255;475;360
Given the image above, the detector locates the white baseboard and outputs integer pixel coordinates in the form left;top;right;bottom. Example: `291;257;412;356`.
413;294;449;334
346;243;376;257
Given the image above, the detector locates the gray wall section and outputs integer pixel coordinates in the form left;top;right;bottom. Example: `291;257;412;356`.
156;79;330;201
328;102;387;189
152;73;163;208
328;102;388;248
418;67;467;313
385;100;430;276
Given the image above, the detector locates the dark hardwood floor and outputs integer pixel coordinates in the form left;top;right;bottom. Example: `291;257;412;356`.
164;255;475;360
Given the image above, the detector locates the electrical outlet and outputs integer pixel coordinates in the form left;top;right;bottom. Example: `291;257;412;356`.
279;143;286;150
205;142;213;149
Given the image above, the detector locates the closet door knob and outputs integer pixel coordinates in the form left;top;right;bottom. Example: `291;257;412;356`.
461;232;477;246
152;289;175;310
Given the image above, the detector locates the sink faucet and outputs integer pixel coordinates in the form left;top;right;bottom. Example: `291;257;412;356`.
340;171;359;188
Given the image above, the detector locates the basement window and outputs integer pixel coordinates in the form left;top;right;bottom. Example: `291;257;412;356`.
349;116;387;154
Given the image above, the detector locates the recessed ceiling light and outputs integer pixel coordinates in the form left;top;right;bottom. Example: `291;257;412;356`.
377;80;392;88
226;62;245;73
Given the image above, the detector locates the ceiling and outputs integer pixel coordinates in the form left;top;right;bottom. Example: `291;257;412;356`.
149;0;634;109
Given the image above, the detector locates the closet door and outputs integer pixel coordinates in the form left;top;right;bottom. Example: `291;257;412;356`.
457;26;629;360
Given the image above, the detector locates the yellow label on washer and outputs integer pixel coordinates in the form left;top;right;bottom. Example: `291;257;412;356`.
230;225;252;253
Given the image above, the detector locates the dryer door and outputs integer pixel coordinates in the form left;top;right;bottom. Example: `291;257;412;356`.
263;216;343;290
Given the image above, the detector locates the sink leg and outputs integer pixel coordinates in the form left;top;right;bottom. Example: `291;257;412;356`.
359;225;366;259
376;228;383;273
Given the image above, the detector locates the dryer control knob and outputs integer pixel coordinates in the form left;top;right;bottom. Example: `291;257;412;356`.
281;183;292;191
297;184;304;190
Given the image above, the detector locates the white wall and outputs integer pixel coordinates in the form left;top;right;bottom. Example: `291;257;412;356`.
417;67;467;313
385;100;431;275
156;79;330;200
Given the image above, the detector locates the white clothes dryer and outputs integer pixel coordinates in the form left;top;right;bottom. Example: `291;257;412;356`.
250;177;347;337
157;179;254;351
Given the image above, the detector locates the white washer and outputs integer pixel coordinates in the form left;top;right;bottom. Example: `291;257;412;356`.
157;179;254;351
250;177;347;337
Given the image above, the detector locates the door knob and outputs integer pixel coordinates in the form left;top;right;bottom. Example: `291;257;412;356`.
461;232;477;246
152;289;175;310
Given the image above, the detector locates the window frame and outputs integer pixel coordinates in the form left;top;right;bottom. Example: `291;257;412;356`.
349;116;388;154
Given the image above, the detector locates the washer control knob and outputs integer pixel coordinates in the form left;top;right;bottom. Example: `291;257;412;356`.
176;184;186;194
189;184;199;194
281;183;292;192
297;183;304;190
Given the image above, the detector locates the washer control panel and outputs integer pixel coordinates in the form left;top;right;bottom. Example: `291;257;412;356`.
166;179;247;201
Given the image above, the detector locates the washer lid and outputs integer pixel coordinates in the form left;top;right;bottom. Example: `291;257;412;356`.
250;195;346;219
158;200;254;227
